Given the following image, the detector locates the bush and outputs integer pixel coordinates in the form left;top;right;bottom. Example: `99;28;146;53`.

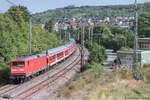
86;42;107;64
141;64;150;83
117;67;132;79
0;68;9;79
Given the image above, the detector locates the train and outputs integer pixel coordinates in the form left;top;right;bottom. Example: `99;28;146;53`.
9;39;77;83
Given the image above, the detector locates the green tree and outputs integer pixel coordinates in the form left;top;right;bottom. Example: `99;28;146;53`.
87;43;106;64
44;20;53;32
0;6;60;69
110;27;134;48
93;24;112;48
138;12;150;37
7;5;30;22
93;24;112;37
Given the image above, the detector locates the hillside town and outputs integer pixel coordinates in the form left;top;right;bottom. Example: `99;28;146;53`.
50;16;135;31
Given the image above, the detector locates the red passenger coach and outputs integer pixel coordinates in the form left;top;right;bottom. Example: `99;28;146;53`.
10;38;77;83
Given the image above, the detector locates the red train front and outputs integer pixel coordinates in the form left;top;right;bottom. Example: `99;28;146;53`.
10;54;46;83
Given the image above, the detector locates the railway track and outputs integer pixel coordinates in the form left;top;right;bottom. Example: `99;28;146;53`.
19;52;81;100
0;46;86;100
15;47;81;99
0;84;20;99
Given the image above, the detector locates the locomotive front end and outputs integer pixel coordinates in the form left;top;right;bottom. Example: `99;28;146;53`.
10;60;26;83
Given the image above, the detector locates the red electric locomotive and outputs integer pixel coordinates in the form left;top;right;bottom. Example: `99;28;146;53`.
10;39;76;83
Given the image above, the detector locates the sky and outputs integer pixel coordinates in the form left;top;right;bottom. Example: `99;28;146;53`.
0;0;149;13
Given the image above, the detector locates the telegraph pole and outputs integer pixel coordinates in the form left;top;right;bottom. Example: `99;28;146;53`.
88;26;91;41
65;29;67;41
91;25;94;45
77;31;80;41
133;0;140;79
80;23;85;71
29;17;32;55
134;0;138;62
68;32;70;40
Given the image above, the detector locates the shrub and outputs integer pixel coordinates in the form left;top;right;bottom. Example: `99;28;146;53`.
141;64;150;83
117;67;132;79
86;42;107;64
0;68;9;79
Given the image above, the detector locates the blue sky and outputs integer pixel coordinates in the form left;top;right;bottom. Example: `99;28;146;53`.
0;0;149;13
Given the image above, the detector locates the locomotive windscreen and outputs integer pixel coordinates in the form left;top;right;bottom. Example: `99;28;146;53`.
12;61;25;66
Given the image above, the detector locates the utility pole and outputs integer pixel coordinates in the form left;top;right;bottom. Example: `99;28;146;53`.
133;0;139;79
88;26;91;41
99;36;101;45
91;26;93;45
77;27;80;41
58;22;62;40
134;0;138;62
68;32;70;40
80;23;85;71
64;30;66;41
28;17;32;55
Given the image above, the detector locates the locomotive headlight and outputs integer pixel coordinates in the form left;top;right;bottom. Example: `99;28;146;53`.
19;69;24;71
11;69;17;72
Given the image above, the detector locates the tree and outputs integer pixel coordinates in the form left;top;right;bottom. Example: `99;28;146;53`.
44;20;53;32
110;27;134;48
7;5;30;22
0;6;60;69
93;24;112;37
87;43;106;64
93;24;112;47
138;12;150;37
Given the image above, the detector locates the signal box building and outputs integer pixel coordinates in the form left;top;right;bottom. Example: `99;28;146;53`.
117;38;150;68
117;50;150;68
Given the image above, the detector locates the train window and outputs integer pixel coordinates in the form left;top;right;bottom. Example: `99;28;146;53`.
57;54;60;57
65;50;68;54
54;55;56;59
12;61;25;66
49;55;56;60
57;52;63;57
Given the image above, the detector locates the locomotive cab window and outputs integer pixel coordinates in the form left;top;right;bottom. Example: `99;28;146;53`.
12;61;25;67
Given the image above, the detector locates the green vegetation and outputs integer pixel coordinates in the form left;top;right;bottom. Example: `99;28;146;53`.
33;2;150;23
0;6;60;78
138;12;150;37
44;20;53;32
92;24;134;51
55;10;150;100
50;4;150;100
0;68;9;80
86;43;106;64
116;67;133;79
59;66;150;100
140;64;150;83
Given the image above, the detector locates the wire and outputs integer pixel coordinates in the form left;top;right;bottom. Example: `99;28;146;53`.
5;0;16;6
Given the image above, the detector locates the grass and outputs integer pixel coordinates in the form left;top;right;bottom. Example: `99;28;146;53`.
142;64;150;83
58;64;150;100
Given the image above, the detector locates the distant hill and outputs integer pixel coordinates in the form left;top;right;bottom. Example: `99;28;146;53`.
33;2;150;23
